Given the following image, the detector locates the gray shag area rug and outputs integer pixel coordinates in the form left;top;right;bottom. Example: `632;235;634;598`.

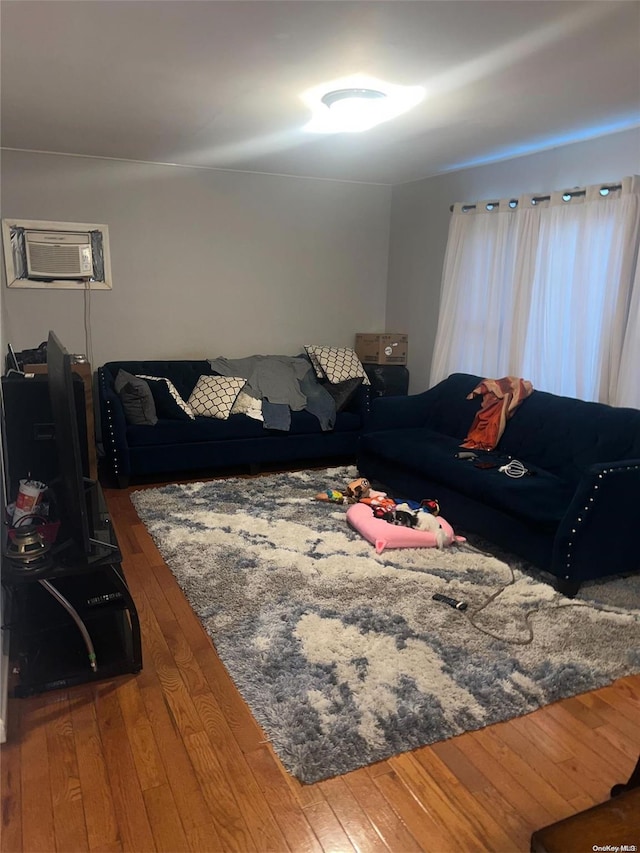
131;466;640;783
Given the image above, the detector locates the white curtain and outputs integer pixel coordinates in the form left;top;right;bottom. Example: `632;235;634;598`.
430;176;640;408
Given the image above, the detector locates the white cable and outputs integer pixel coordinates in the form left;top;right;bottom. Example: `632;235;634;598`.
499;459;528;478
83;278;93;366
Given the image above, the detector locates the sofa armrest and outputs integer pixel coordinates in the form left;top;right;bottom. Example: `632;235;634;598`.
363;390;434;432
552;458;640;584
98;367;131;486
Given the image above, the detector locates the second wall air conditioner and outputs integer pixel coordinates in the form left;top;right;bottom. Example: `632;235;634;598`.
25;230;93;279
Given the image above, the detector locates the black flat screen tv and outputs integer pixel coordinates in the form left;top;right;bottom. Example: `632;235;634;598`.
47;330;93;556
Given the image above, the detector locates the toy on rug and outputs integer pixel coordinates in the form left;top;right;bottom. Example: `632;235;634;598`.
421;498;440;516
360;492;396;512
315;476;387;506
355;481;397;512
345;477;371;502
314;489;347;504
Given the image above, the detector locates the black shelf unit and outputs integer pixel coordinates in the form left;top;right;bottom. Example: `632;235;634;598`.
363;364;409;397
11;602;137;696
3;487;142;697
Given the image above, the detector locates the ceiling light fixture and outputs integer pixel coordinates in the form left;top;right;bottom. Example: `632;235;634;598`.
319;89;387;133
302;76;425;134
321;88;386;107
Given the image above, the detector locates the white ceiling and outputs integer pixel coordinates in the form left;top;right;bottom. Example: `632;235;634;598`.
2;1;639;185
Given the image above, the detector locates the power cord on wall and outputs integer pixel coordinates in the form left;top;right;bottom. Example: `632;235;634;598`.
83;278;94;366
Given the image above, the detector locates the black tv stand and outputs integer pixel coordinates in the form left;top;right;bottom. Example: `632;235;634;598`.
89;536;119;552
4;483;142;697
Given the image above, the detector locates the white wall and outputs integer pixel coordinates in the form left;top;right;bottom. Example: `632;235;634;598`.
3;129;639;390
386;127;640;393
1;151;391;366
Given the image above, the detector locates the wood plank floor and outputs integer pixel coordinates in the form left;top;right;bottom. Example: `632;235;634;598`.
2;479;639;853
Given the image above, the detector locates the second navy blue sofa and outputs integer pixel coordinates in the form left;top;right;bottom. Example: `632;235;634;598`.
357;373;640;595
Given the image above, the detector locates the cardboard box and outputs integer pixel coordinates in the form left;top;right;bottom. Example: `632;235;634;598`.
355;333;408;365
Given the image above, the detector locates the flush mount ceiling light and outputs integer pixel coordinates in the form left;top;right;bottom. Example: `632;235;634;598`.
302;76;425;133
321;88;386;108
319;89;386;133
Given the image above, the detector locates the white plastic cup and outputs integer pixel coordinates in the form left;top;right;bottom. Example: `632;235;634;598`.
12;479;47;525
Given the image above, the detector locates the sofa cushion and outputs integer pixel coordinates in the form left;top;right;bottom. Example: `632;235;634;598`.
138;375;195;420
416;374;483;438
321;377;363;412
126;408;363;447
303;348;327;380
424;374;640;486
103;360;214;401
128;415;268;446
230;390;263;421
495;389;640;485
187;375;246;419
305;346;370;385
360;427;574;527
114;370;158;426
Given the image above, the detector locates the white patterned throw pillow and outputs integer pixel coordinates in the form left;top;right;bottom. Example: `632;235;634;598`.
187;375;246;419
137;375;195;420
230;390;264;421
305;348;327;380
304;346;370;385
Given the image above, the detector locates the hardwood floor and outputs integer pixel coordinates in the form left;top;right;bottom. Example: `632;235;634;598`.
2;481;639;853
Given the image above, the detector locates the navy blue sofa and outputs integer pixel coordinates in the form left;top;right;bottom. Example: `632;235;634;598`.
357;373;640;595
99;359;370;487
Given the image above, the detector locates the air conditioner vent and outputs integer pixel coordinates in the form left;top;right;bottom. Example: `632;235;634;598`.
25;231;93;279
27;243;85;277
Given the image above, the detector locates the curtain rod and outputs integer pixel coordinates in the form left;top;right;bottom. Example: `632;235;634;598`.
449;183;622;213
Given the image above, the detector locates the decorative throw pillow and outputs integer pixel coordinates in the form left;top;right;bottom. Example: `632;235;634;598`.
114;370;158;426
188;375;246;419
230;390;264;421
304;346;370;385
304;348;327;380
321;376;363;412
137;375;195;420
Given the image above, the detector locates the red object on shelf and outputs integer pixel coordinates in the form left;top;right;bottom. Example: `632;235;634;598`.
7;517;61;546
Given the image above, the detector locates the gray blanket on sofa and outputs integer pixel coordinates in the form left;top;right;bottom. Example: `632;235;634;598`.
209;355;335;431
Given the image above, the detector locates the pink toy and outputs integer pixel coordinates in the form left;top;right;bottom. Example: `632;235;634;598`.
346;502;465;554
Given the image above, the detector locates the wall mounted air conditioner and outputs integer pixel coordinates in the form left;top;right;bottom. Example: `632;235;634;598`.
25;230;93;279
2;218;111;289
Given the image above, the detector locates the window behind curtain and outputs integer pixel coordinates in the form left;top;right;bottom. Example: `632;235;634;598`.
430;178;640;407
